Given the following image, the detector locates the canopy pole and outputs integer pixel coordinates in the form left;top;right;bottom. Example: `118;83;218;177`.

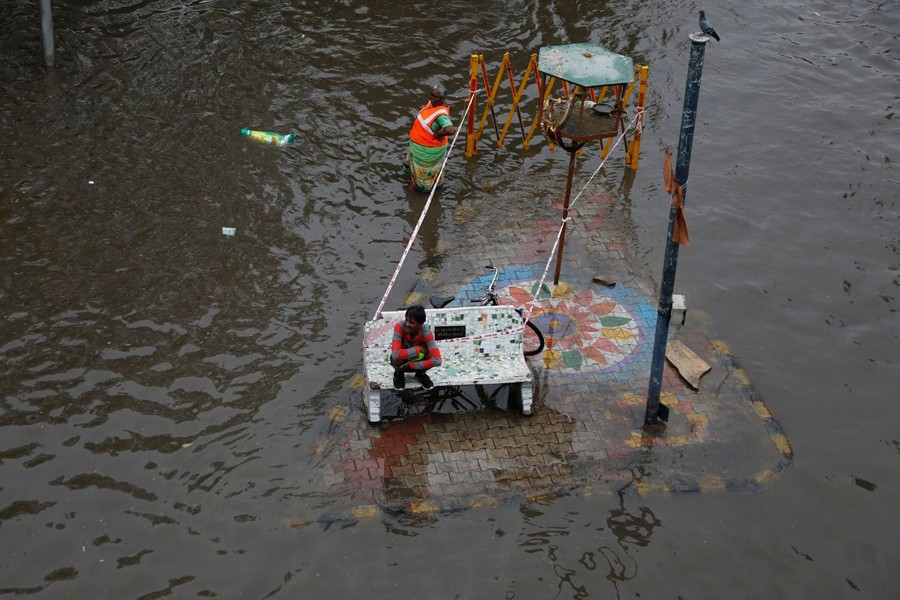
553;149;577;286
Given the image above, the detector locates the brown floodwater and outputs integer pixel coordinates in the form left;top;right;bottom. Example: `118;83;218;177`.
1;0;897;597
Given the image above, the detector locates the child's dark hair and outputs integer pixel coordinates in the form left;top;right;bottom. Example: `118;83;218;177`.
406;305;426;324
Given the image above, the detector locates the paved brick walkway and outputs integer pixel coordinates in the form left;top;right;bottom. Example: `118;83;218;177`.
305;191;791;522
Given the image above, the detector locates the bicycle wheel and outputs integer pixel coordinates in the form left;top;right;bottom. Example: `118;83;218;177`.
523;318;545;356
512;308;545;356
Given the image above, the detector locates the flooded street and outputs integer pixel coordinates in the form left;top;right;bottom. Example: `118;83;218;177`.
1;0;897;597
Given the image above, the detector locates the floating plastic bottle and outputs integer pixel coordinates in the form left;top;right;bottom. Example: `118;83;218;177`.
240;128;296;146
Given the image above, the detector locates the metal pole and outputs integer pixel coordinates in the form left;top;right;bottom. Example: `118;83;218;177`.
553;149;577;285
40;0;55;67
644;32;709;425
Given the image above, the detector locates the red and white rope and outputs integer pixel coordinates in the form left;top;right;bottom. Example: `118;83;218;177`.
373;92;478;320
521;111;644;322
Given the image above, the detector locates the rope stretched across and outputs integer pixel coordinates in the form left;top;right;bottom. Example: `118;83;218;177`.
520;109;645;324
373;92;478;321
363;323;525;351
372;101;642;341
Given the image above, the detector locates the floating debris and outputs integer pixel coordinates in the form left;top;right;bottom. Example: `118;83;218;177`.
241;128;296;146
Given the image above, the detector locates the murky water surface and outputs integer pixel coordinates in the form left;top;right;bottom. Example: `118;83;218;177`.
1;0;897;597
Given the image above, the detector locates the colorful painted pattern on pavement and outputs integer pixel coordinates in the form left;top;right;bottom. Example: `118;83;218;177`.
451;265;656;376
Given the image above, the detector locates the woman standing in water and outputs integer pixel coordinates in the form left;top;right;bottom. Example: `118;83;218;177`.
406;84;456;192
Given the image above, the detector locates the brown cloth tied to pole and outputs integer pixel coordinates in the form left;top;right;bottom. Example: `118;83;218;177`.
663;149;690;245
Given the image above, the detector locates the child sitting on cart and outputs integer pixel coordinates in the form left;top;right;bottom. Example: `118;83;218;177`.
391;305;442;390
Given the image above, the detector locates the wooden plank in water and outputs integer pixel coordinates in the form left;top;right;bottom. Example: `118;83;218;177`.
665;339;711;390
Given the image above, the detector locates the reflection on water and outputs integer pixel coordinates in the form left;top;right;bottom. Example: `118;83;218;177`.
601;499;660;584
514;487;661;599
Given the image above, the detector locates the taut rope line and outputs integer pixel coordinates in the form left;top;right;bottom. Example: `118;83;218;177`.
373;92;478;320
521;109;644;323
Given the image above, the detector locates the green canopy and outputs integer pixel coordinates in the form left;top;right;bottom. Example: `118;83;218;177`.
537;44;634;87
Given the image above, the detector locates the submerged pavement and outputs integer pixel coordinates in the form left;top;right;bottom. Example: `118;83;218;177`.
304;190;791;522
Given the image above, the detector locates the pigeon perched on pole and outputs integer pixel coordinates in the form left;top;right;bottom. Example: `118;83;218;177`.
699;10;721;41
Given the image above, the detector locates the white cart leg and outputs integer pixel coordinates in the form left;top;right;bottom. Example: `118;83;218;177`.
367;388;381;423
520;383;533;416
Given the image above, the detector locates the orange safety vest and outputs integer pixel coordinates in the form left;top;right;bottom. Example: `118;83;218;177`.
409;102;451;148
